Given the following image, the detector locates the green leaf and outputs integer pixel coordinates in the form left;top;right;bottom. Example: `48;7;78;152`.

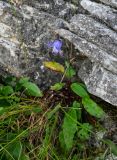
78;83;87;90
104;139;117;156
65;61;70;68
0;86;3;94
59;131;66;151
71;83;89;98
22;82;43;97
2;86;14;96
78;123;92;141
14;96;20;103
66;67;76;78
82;97;105;118
47;104;61;119
72;155;78;160
2;76;16;86
43;61;64;73
15;83;22;91
20;154;30;160
0;107;4;115
6;133;16;141
32;106;42;113
62;105;77;151
50;83;65;91
77;143;86;151
15;77;30;91
73;101;81;121
19;77;29;84
0;99;10;107
7;141;22;160
65;62;76;78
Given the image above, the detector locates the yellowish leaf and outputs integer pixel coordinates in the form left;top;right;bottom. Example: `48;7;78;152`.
43;61;64;73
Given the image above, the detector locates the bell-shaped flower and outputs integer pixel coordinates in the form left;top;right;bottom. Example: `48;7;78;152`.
47;39;63;56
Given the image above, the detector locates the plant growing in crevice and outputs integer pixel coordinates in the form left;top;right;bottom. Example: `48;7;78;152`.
0;61;117;160
43;60;117;159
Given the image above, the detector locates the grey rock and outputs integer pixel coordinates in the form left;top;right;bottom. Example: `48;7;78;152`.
30;0;78;19
99;0;117;9
69;14;117;57
55;29;117;74
106;154;117;160
0;1;66;88
81;0;117;31
55;28;117;105
78;59;117;106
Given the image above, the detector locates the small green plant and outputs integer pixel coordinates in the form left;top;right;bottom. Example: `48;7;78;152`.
65;61;76;78
0;61;116;160
43;61;117;158
50;83;65;91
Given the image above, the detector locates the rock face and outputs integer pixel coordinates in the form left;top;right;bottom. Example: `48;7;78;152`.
0;0;117;105
0;1;69;88
99;0;117;9
80;0;117;31
79;60;117;106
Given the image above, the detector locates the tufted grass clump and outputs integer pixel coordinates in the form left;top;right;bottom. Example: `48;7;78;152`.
0;62;117;160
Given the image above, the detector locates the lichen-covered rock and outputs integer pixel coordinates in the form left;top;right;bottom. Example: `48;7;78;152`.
54;28;117;105
99;0;117;9
54;0;117;106
81;0;117;31
69;14;117;57
0;1;67;88
30;0;78;19
55;29;117;74
78;59;117;106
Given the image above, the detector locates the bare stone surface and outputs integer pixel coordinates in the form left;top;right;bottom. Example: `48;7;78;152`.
99;0;117;9
0;1;66;88
69;14;117;57
55;29;117;74
78;59;117;106
81;0;117;31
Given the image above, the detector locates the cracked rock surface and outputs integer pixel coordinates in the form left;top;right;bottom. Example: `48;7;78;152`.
0;0;117;105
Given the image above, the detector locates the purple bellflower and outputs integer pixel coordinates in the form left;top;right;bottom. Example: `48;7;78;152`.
47;39;63;56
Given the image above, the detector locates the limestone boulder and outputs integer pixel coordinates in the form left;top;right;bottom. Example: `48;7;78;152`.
0;1;68;88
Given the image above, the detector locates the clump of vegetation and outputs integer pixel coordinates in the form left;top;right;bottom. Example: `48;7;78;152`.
0;61;117;160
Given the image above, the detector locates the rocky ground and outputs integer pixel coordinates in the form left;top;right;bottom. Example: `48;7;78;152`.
0;0;117;159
